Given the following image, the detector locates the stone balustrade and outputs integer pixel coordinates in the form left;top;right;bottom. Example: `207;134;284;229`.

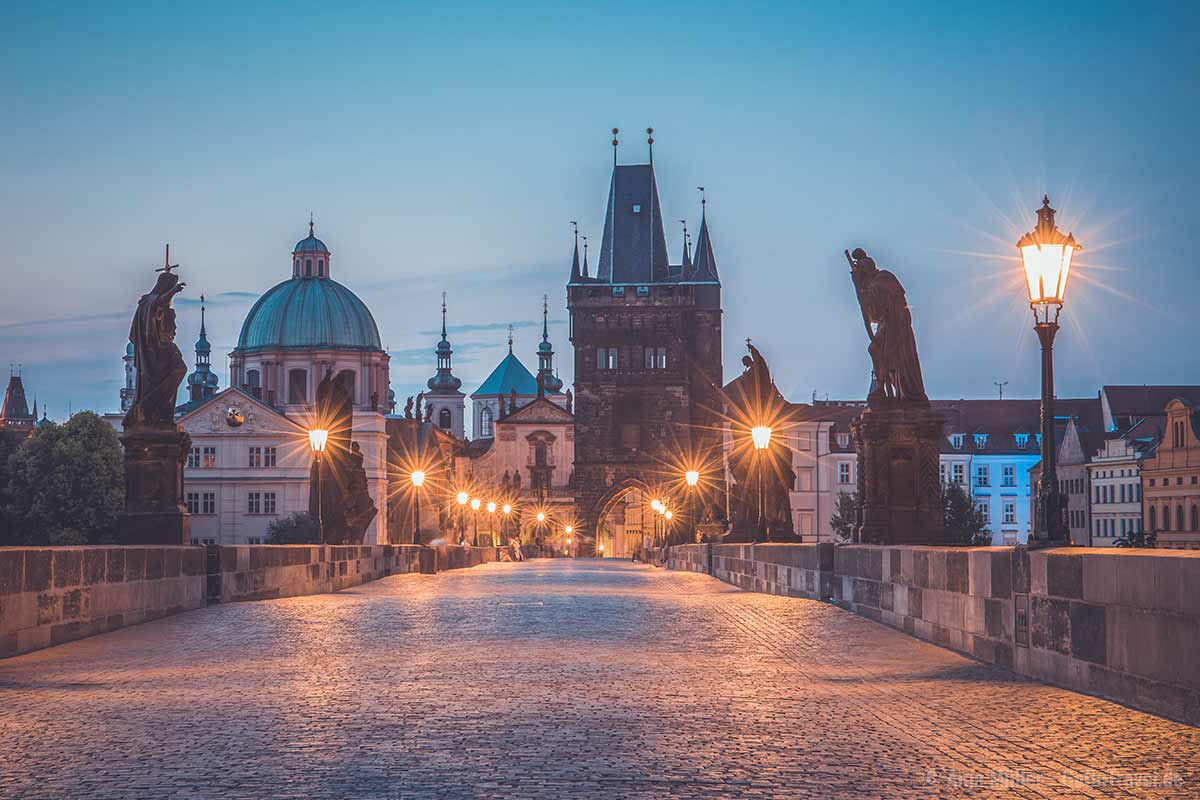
660;542;1200;726
1;543;500;659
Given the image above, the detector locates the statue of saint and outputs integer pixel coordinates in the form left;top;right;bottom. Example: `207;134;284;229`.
847;248;928;407
509;388;519;413
124;269;187;428
564;389;573;414
404;396;414;419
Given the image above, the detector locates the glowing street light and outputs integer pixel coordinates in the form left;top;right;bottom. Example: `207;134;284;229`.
470;497;481;510
536;511;545;522
470;497;481;545
308;429;330;542
409;470;427;545
487;501;497;513
750;425;773;542
502;503;512;515
456;491;469;545
685;470;700;487
750;425;772;450
1018;195;1080;544
684;468;702;543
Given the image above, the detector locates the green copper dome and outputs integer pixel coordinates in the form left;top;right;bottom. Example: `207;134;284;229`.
235;276;382;353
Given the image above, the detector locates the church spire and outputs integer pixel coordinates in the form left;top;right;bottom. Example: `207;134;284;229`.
581;235;590;278
537;294;563;393
507;323;514;354
691;189;720;283
569;221;582;282
187;293;219;404
679;219;692;272
427;291;462;392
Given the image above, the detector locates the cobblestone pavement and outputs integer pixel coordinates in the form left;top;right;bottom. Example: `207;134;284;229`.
2;559;1198;799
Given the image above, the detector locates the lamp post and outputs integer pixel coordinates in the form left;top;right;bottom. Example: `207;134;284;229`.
564;524;573;557
685;469;701;543
456;491;469;545
487;501;497;546
751;425;772;542
308;429;329;542
410;470;426;545
470;497;481;546
1018;195;1079;545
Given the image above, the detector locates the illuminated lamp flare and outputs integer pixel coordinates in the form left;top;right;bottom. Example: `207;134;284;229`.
410;470;426;488
308;428;329;453
456;491;469;506
751;425;772;450
685;470;700;487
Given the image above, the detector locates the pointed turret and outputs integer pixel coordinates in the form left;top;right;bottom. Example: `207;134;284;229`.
679;220;692;272
690;200;720;283
537;295;563;393
582;235;590;278
1;369;35;437
186;295;219;404
569;224;582;282
427;292;463;393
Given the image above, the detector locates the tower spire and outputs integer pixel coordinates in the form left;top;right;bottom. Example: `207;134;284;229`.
612;127;619;167
581;235;589;278
647;127;654;165
542;294;550;341
569;221;582;281
441;291;448;338
427;291;463;396
537;294;563;393
507;323;514;354
309;212;314;237
679;219;692;272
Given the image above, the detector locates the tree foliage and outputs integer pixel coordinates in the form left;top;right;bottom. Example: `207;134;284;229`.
830;490;858;543
267;512;321;544
942;481;991;546
2;413;124;546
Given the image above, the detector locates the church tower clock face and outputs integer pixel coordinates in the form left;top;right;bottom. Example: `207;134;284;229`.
225;406;245;428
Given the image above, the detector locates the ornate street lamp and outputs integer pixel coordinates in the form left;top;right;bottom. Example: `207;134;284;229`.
685;469;701;543
751;425;772;542
410;470;426;545
456;491;469;545
308;429;329;541
486;501;497;545
1018;195;1079;544
470;497;481;545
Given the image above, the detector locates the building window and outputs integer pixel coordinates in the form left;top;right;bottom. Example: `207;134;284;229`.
1002;464;1016;487
1015;433;1030;449
597;347;618;370
949;433;964;450
202;447;216;468
202;492;215;515
247;492;261;514
836;432;850;449
288;369;307;404
318;259;325;277
611;286;625;297
655;346;667;369
974;433;988;449
439;407;452;430
263;492;277;515
644;347;655;369
635;285;649;296
248;537;263;545
1178;505;1186;531
264;447;277;468
185;492;200;514
479;407;494;438
1002;500;1016;525
952;463;965;485
305;258;312;276
974;464;989;487
976;497;990;525
1192;505;1198;531
940;463;947;484
187;447;201;468
1149;505;1157;531
249;447;262;468
838;462;852;484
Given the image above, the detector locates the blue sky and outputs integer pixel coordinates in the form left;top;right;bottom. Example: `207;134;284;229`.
2;1;1197;420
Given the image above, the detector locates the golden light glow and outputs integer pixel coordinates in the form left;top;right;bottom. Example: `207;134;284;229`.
564;525;573;534
566;538;572;546
487;501;497;513
410;470;426;488
685;469;700;487
308;428;329;453
650;499;663;512
664;510;673;520
502;503;512;515
536;512;545;522
470;498;481;511
456;491;469;505
1017;195;1081;306
751;425;772;450
598;543;605;553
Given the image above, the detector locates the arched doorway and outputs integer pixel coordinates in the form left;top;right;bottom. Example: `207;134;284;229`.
593;480;656;558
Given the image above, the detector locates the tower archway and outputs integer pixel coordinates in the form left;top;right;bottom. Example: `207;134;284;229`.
592;478;657;558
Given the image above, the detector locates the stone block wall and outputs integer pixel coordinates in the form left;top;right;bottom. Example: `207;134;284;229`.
665;542;1200;726
0;547;206;659
211;544;435;603
707;543;835;600
435;544;501;571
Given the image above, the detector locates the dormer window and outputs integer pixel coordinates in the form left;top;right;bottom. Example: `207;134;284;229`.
974;433;988;449
1015;433;1030;449
950;433;964;450
837;433;850;449
612;286;625;297
636;286;650;297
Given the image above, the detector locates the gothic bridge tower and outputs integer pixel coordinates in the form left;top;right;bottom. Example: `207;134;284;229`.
567;131;724;549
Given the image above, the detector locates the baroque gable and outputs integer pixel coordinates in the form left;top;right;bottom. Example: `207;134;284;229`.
500;398;573;426
178;388;303;437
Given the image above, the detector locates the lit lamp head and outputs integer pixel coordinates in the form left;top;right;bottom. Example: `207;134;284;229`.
456;491;469;506
410;470;426;488
1018;195;1080;317
536;512;546;522
308;428;329;454
751;425;772;451
470;498;481;511
487;501;497;514
650;498;663;513
685;469;700;487
564;524;573;535
502;503;512;515
664;510;673;521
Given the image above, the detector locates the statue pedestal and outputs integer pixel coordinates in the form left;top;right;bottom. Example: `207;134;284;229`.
119;426;191;545
851;405;944;546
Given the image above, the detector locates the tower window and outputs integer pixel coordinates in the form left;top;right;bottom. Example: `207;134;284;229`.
288;369;307;404
480;406;494;438
438;407;452;430
305;258;313;276
318;259;325;277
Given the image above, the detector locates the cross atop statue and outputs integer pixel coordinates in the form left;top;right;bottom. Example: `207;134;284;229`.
155;243;179;274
